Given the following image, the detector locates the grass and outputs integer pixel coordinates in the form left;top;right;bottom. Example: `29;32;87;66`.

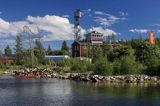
0;70;5;75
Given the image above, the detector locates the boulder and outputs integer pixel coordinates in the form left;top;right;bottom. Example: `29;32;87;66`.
91;77;99;82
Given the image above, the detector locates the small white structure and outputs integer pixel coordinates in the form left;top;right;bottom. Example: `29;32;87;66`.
45;55;70;61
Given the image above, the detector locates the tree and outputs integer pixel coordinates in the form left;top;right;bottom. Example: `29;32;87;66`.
61;40;69;55
113;53;144;75
92;45;103;62
15;34;24;65
0;51;3;58
34;39;46;63
143;45;160;75
93;56;113;76
4;45;12;57
107;46;134;62
47;45;53;55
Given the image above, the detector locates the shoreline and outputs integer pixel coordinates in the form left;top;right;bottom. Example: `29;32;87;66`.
4;68;160;84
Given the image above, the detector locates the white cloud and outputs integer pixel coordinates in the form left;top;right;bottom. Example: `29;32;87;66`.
85;9;92;13
0;15;76;41
88;27;117;36
119;11;128;16
27;15;74;41
0;12;2;14
0;18;10;31
129;29;149;33
83;9;92;17
94;16;119;26
157;30;160;33
0;18;30;38
94;11;124;27
94;11;104;15
152;24;160;27
62;15;69;18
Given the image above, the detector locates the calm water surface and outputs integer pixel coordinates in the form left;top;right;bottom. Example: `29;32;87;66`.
0;75;160;106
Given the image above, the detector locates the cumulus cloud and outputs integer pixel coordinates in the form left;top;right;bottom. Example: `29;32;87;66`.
26;15;74;41
0;18;10;30
0;19;30;39
0;15;76;41
88;27;117;36
129;29;149;33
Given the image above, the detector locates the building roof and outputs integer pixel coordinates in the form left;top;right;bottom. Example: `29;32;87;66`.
72;40;103;46
88;31;103;35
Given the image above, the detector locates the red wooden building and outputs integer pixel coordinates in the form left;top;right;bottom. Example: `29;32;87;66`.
72;31;121;57
0;57;15;63
72;31;104;57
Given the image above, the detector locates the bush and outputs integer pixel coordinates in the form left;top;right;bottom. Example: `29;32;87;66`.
144;55;160;76
113;55;144;75
70;59;92;73
93;57;113;76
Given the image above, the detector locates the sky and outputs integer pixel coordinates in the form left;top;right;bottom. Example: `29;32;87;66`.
0;0;160;52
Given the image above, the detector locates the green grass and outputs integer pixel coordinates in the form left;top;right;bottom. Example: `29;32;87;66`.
0;70;5;74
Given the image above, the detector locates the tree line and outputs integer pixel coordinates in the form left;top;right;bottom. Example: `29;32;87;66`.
1;35;160;76
0;34;69;68
55;39;160;76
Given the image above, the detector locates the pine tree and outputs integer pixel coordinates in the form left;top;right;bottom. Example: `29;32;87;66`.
47;45;53;55
0;50;3;58
61;40;69;55
34;39;45;63
15;34;24;65
4;45;12;57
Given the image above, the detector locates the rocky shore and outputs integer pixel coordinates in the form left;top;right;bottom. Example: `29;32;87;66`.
7;68;160;83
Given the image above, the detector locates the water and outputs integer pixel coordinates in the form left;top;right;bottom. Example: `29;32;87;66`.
0;75;160;106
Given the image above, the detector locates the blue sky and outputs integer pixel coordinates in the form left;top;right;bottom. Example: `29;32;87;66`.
0;0;160;52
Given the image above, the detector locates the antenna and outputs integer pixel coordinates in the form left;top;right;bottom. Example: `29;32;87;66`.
74;9;83;41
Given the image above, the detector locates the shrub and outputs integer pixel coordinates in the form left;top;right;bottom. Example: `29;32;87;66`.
70;59;92;73
93;57;113;76
113;55;144;75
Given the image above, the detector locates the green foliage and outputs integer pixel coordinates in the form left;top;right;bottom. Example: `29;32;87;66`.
144;54;160;76
0;63;10;70
113;55;144;75
93;56;113;76
53;50;64;55
0;51;3;58
47;45;53;55
61;40;69;55
92;45;103;62
34;39;46;64
4;45;12;57
70;59;92;73
56;59;71;67
130;39;160;75
107;46;134;62
15;34;24;65
3;35;160;76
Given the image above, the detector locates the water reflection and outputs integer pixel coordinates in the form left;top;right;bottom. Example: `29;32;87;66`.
0;76;160;106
